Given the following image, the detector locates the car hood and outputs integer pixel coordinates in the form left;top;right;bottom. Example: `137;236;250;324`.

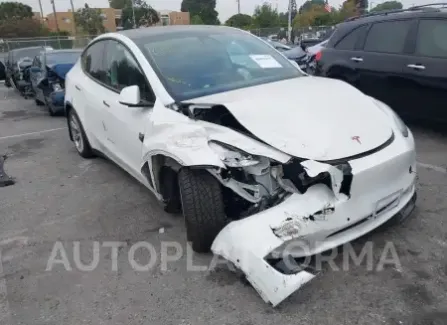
283;46;307;59
188;77;393;161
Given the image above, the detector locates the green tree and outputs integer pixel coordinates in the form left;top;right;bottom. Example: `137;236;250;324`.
252;3;279;28
109;0;130;9
121;0;159;29
299;0;325;13
191;15;204;24
75;4;105;35
0;18;49;37
0;2;33;21
181;0;219;25
370;1;403;12
225;13;252;29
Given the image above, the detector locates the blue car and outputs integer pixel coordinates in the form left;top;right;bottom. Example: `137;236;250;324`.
29;49;82;116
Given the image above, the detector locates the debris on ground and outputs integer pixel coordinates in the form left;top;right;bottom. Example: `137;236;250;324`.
0;155;15;187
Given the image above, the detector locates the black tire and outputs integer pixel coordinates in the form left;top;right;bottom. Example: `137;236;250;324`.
35;98;44;106
67;109;94;158
178;168;228;253
45;98;56;116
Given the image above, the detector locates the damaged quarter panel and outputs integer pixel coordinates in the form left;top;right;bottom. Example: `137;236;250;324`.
142;102;292;169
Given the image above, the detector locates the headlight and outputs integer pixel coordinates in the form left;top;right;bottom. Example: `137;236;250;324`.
52;83;62;91
371;98;409;138
209;141;260;167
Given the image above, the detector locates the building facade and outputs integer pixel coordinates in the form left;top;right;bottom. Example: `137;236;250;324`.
156;10;190;26
46;8;117;34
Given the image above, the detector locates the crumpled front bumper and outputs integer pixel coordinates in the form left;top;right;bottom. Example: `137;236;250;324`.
211;132;417;307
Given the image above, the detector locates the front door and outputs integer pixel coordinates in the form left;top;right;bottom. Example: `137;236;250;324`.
100;40;156;185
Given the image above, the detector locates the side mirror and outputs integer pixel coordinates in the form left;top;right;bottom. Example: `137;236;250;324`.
119;85;141;106
119;85;154;108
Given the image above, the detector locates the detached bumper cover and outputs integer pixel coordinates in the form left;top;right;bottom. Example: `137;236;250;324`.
211;133;417;306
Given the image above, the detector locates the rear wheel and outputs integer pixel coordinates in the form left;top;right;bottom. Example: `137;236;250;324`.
35;98;44;106
67;109;93;158
178;168;228;253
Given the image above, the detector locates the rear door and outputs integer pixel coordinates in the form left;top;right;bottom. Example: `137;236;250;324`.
316;24;369;80
399;18;447;122
354;19;416;114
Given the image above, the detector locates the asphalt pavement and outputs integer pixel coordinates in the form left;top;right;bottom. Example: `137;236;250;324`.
0;86;446;325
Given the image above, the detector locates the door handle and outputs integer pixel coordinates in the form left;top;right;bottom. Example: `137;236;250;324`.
407;64;425;70
351;57;363;62
75;85;81;91
138;132;144;143
103;100;110;107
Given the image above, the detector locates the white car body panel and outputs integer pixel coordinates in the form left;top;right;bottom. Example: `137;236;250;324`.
64;30;417;308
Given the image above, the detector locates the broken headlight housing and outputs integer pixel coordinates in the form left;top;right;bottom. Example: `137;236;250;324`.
209;141;260;167
372;98;409;138
52;83;62;91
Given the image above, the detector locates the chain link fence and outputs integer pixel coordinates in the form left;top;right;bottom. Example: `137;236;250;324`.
0;36;97;54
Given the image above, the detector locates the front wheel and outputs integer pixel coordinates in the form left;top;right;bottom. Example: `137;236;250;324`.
67;109;93;158
178;168;228;253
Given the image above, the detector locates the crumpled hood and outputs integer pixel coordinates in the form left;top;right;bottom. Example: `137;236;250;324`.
189;77;394;161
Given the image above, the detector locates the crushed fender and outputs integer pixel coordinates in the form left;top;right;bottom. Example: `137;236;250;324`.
0;155;15;187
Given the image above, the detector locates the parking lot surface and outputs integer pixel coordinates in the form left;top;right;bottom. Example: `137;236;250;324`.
0;86;447;325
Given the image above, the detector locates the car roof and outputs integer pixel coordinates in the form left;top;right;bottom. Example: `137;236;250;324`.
340;5;447;28
118;25;242;41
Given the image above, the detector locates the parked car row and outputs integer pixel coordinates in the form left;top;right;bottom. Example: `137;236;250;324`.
2;46;81;115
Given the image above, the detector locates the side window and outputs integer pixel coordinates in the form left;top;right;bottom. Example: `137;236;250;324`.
104;40;155;102
335;25;368;50
82;41;107;83
415;19;447;59
364;20;412;54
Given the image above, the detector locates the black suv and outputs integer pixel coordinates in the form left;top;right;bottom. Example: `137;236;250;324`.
314;4;447;123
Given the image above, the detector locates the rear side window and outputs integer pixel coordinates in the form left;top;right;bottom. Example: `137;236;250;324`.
364;20;412;54
82;41;107;83
335;25;368;50
415;19;447;59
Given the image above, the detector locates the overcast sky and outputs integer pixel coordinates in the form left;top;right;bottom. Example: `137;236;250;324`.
10;0;432;22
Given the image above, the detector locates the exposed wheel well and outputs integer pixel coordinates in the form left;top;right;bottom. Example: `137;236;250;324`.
65;103;74;141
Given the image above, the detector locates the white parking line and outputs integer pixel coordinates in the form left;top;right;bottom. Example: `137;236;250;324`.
0;127;66;141
417;162;447;174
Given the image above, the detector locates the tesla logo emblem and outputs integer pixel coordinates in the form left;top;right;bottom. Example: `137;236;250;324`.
351;136;361;144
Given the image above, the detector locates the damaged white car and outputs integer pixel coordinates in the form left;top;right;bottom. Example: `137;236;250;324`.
65;26;417;306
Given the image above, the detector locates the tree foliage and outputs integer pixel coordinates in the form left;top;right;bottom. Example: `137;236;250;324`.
0;2;33;21
225;13;252;29
370;1;403;12
253;3;279;28
0;18;49;38
299;0;325;14
109;0;130;9
181;0;219;25
191;15;204;25
121;0;159;29
74;4;105;35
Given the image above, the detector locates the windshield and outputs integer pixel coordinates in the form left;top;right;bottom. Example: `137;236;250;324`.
46;51;81;65
136;29;303;101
